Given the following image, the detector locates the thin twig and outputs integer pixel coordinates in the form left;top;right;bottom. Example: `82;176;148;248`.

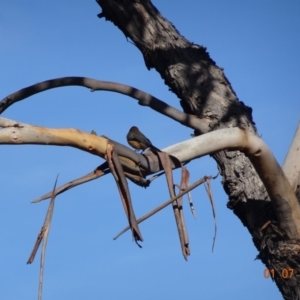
204;179;217;252
32;164;110;203
27;175;59;300
38;175;58;300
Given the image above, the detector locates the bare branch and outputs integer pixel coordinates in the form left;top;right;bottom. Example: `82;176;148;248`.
164;127;300;239
0;117;179;175
204;179;217;252
27;175;58;264
2;116;298;239
27;175;58;300
38;175;58;300
32;163;110;203
0;77;208;132
0;117;107;157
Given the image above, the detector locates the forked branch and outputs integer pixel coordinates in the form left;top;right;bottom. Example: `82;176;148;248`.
1;117;299;239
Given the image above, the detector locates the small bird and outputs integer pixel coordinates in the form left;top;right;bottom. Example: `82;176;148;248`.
127;126;160;152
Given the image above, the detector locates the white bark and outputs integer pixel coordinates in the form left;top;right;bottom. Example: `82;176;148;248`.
1;117;300;239
282;121;300;191
164;127;300;239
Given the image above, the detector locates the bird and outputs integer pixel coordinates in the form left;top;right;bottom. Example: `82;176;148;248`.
126;126;160;152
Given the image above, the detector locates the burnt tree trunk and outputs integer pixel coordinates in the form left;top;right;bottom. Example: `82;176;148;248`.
95;1;300;298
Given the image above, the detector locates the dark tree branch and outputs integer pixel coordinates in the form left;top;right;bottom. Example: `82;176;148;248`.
0;77;208;132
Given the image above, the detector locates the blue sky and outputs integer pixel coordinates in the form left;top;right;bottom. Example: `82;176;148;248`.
1;1;299;299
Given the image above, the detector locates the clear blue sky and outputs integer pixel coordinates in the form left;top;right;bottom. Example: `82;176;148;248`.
1;1;299;299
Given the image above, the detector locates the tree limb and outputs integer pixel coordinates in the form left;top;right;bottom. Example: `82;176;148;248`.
0;77;208;132
282;121;300;191
2;115;297;239
164;127;300;239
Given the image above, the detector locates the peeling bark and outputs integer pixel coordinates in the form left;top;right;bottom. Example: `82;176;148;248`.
95;1;300;298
